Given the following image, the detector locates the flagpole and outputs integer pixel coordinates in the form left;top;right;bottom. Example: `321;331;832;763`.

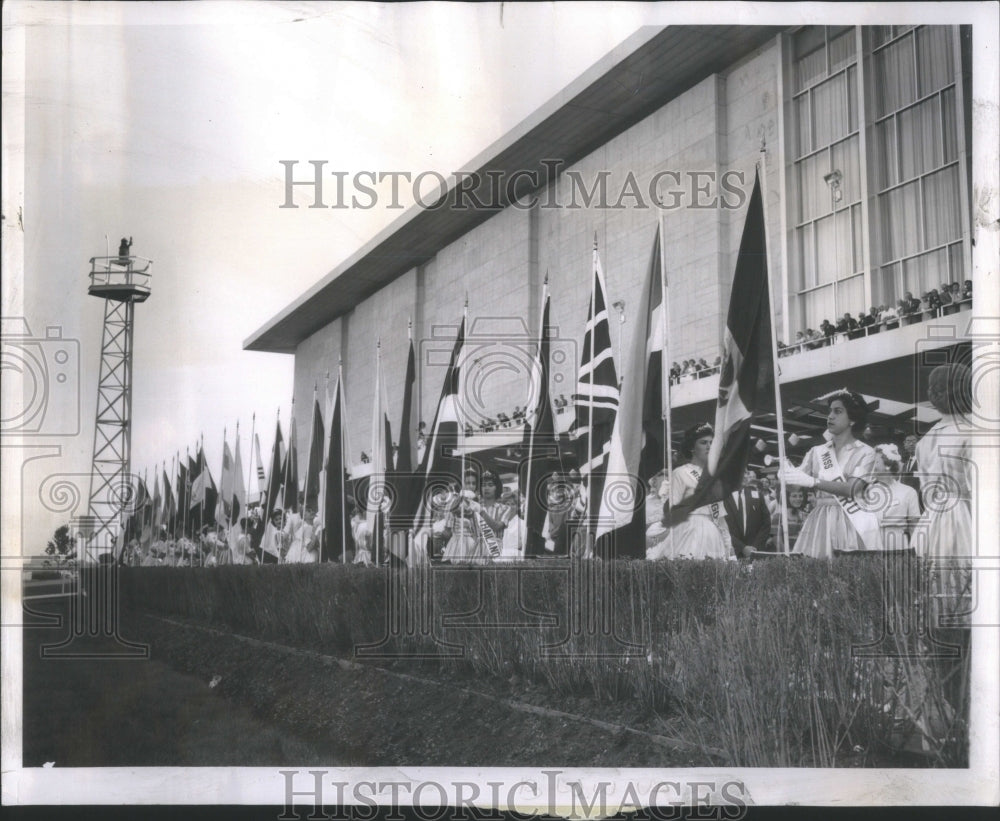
461;296;468;555
658;213;675;557
183;446;190;546
170;451;177;537
219;425;227;534
375;341;382;566
246;413;256;510
587;235;597;556
339;358;348;565
228;422;238;534
303;384;317;524
199;433;205;566
758;144;791;555
525;274;547;559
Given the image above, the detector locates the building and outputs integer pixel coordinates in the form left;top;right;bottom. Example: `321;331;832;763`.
246;24;973;475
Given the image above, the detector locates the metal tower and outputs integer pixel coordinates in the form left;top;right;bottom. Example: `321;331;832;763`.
85;240;152;557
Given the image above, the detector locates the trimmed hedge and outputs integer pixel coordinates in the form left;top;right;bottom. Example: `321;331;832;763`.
119;556;968;767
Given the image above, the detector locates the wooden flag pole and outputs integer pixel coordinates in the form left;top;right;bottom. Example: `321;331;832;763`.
758;144;791;555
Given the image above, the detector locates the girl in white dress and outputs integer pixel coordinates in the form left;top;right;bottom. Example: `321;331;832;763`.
647;424;733;561
914;363;973;559
442;470;491;564
781;390;881;558
869;443;921;552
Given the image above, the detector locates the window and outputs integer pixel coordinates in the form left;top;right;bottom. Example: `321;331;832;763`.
791;27;860;327
870;26;964;307
787;26;967;328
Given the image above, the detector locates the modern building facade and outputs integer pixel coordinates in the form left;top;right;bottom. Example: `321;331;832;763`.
246;24;973;472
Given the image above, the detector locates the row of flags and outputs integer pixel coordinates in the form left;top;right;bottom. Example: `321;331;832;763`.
124;168;781;559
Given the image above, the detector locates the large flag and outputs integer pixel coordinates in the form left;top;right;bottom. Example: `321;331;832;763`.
231;429;247;524
189;445;218;537
161;467;175;535
282;413;300;513
413;317;467;531
639;224;667;481
571;244;624;545
216;440;234;525
175;455;188;534
387;332;423;561
523;286;563;557
322;375;353;562
125;475;150;545
265;419;285;518
151;469;162;531
303;396;325;515
254;433;267;499
676;170;774;517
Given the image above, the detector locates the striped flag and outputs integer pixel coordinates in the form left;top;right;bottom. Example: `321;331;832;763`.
639;224;667;481
571;244;623;541
413;317;466;532
677;170;775;517
254;433;267;498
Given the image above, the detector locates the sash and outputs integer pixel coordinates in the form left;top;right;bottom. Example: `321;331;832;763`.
683;465;724;524
817;444;881;551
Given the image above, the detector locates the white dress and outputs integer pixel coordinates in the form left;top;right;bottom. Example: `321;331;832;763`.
498;514;526;562
646;464;733;561
914;414;973;559
874;480;921;552
792;439;878;559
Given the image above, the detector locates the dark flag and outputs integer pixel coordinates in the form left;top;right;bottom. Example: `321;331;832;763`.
282;413;300;513
303;396;325;515
413;317;467;532
189;445;218;535
124;476;150;544
571;244;622;544
523;287;562;557
675;170;774;518
175;456;188;532
387;333;422;563
162;467;175;535
322;375;353;562
265;418;285;519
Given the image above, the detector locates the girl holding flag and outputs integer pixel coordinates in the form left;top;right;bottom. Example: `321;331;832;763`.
780;389;882;558
647;423;734;561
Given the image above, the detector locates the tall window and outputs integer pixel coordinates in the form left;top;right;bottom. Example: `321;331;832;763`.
870;26;964;308
788;25;966;331
791;26;863;329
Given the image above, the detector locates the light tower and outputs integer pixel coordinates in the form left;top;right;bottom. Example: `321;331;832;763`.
84;237;152;558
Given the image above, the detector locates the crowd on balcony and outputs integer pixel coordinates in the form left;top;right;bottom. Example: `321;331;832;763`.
777;280;972;357
667;357;723;385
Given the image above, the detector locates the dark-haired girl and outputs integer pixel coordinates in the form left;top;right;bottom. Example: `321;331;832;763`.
780;389;881;558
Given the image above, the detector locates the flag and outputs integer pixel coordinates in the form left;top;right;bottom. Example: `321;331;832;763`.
413;317;467;532
151;469;162;531
162;467;175;535
254;433;267;498
216;440;235;525
175;456;188;534
676;170;774;517
189;445;218;538
387;333;423;562
571;244;625;544
303;396;325;516
265;419;285;518
523;287;563;557
322;375;353;562
282;413;299;513
363;343;393;562
123;475;150;545
231;430;247;525
639;224;667;481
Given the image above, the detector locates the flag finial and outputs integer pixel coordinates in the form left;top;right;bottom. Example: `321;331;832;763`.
464;291;469;309
593;232;598;250
544;269;549;286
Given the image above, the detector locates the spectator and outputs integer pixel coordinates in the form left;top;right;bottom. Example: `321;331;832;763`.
770;485;809;552
805;328;824;350
793;331;809;353
882;302;901;330
961;279;972;303
859;306;881;335
712;355;722;373
820;319;837;345
696;358;710;377
938;283;954;315
902;291;922;325
900;432;922;510
923;289;942;320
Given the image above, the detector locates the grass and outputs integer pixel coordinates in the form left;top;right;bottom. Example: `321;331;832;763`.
117;555;970;767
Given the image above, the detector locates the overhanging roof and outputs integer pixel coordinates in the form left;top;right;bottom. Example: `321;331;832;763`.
245;24;784;354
